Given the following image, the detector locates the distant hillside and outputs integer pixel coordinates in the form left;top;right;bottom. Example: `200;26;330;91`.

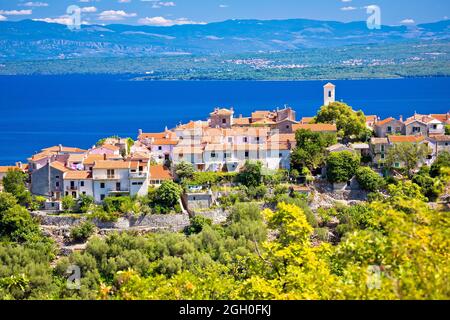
0;19;449;60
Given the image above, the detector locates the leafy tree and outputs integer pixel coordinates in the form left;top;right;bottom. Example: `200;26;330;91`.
315;101;367;140
0;205;41;242
291;129;337;171
175;162;195;181
61;195;76;213
430;151;450;178
445;124;450;135
2;169;31;206
0;192;17;213
355;166;385;192
385;142;430;178
154;181;183;212
326;151;360;183
184;215;213;235
236;161;263;188
78;195;95;213
412;167;443;202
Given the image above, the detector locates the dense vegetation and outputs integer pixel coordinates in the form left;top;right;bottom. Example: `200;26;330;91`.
0;153;449;299
1;41;449;79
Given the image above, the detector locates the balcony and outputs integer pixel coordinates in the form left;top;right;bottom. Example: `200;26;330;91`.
107;188;130;194
66;186;78;191
94;175;120;180
129;172;148;179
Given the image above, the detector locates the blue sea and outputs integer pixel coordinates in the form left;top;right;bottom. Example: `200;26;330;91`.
0;75;449;165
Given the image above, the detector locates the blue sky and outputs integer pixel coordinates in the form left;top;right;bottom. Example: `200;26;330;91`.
0;0;448;26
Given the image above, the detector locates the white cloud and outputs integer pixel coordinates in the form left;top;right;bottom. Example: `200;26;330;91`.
0;14;7;21
138;16;205;26
118;0;132;3
341;0;352;2
219;4;229;8
0;10;32;15
341;6;357;11
401;19;415;24
21;2;49;7
152;2;176;9
81;6;97;13
33;15;89;25
98;10;137;21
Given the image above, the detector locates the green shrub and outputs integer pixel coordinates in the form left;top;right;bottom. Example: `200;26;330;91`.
61;196;76;213
70;222;96;242
184;215;213;235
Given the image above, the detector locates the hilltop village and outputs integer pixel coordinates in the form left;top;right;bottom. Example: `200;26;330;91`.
1;82;450;300
1;82;450;215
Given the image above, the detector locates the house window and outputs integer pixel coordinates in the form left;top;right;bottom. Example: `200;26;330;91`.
245;151;249;158
55;181;60;187
55;175;60;179
107;169;115;179
387;126;392;133
222;119;227;124
395;163;400;168
256;137;260;142
381;154;385;159
286;125;290;129
328;91;332;98
243;137;248;143
100;183;105;189
211;152;216;158
413;127;421;133
381;145;385;152
446;143;449;146
433;124;438;129
100;194;105;201
158;146;162;151
80;181;84;187
82;192;86;195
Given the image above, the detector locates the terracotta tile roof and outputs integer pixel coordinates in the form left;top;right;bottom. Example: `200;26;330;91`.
28;150;54;162
50;161;71;172
428;135;450;142
67;154;85;163
324;82;335;88
300;117;315;124
251;118;277;125
376;117;396;126
100;144;120;151
431;114;450;123
43;146;87;153
203;128;224;136
365;115;378;122
233;117;251;126
150;165;172;181
210;108;234;116
83;154;115;165
139;130;177;141
176;121;207;131
371;137;389;145
93;160;130;169
64;171;92;180
268;133;296;143
0;166;19;173
388;135;425;143
293;123;337;132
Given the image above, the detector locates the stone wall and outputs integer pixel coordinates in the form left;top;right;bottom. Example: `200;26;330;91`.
193;209;230;224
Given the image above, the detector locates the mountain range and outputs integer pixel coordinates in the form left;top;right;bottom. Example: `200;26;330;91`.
1;18;449;61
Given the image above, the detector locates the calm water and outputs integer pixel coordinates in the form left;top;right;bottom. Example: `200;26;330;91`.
0;75;449;165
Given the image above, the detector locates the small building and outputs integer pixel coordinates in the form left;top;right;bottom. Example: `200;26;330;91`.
182;192;214;212
374;117;405;137
63;170;93;199
370;137;389;168
149;165;172;187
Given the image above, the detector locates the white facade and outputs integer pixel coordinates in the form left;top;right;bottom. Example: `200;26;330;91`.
324;83;336;106
63;177;94;198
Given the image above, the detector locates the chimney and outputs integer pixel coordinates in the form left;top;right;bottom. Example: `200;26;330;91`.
58;144;63;152
239;114;243;118
138;129;143;136
399;115;403;122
